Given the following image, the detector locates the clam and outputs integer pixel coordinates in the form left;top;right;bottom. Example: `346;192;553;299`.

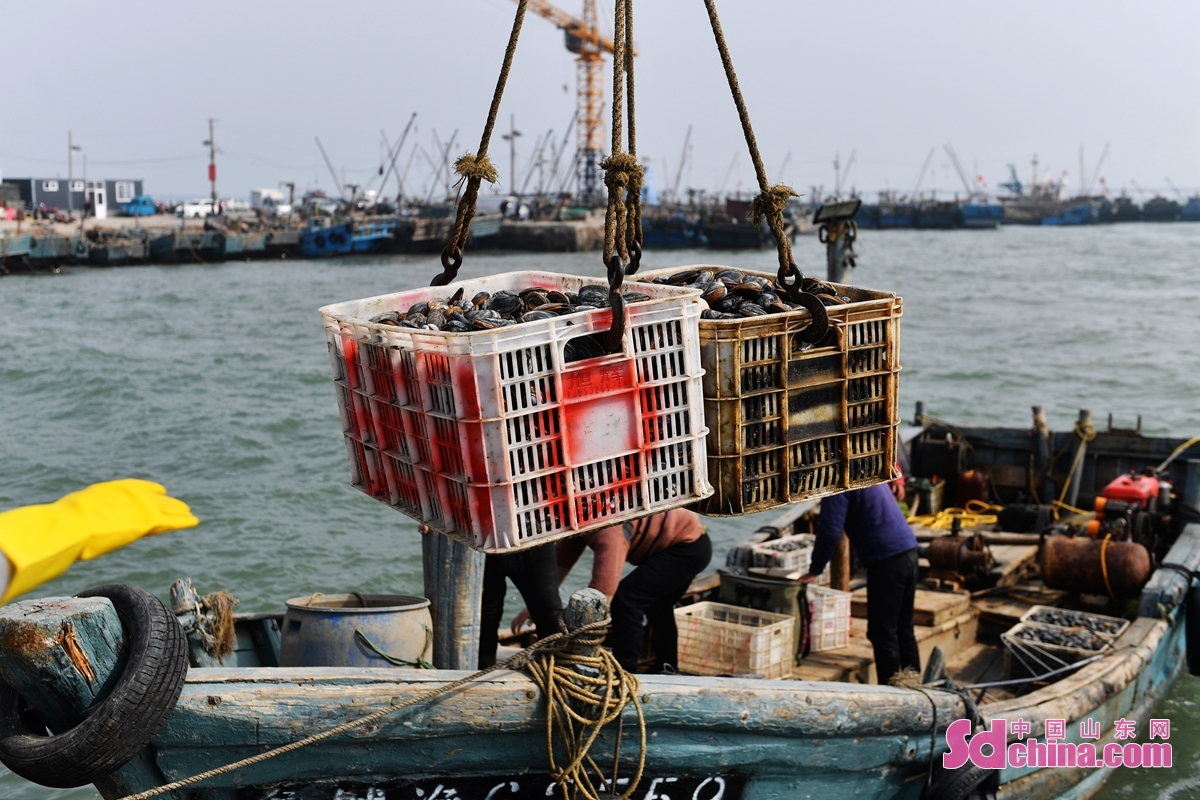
520;310;557;322
486;291;523;316
547;290;572;305
403;313;427;328
715;269;744;285
370;311;404;326
407;301;430;317
666;268;703;285
426;310;446;329
738;303;767;317
621;292;651;303
471;292;490;308
701;282;727;303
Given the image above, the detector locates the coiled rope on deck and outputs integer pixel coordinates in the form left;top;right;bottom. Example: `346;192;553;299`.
702;0;798;281
113;617;643;800
526;623;646;800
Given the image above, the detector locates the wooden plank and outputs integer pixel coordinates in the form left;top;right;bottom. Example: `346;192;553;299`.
850;588;970;627
988;544;1039;587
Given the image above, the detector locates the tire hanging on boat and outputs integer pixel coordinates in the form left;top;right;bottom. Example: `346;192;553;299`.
922;761;998;800
0;584;189;788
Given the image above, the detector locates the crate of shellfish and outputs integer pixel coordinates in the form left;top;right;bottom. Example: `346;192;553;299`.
1018;606;1130;642
638;266;902;515
319;271;712;552
1001;621;1117;680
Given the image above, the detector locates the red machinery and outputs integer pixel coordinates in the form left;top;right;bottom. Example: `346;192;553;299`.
1087;471;1172;548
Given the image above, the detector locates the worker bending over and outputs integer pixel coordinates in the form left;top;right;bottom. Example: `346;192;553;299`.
556;508;711;674
801;482;919;685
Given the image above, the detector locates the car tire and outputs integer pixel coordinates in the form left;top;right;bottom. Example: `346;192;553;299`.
0;584;188;788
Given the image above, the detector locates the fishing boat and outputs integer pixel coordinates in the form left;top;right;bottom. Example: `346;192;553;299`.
3;401;1196;800
958;203;1003;230
642;212;705;248
1042;200;1099;226
300;217;399;258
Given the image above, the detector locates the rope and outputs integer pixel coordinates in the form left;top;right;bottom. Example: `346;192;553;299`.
114;618;616;800
701;0;797;279
436;0;529;284
1156;435;1200;474
601;0;642;273
1100;533;1117;600
908;501;1001;530
1052;500;1091;517
1056;420;1097;505
526;626;646;800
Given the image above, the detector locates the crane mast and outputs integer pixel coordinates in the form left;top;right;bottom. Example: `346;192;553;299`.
522;0;624;207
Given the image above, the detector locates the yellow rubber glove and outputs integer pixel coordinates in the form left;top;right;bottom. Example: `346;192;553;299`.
0;479;198;603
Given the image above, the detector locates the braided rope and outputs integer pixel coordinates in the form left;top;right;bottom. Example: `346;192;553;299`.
439;0;529;280
114;618;616;800
602;0;642;273
702;0;796;277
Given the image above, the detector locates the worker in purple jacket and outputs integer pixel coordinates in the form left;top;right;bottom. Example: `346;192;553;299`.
800;482;920;685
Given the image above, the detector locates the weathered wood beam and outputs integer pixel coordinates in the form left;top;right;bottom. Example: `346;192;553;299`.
422;531;484;669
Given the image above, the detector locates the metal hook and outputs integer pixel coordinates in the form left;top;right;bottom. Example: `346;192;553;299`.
431;245;463;287
623;239;643;276
788;290;830;344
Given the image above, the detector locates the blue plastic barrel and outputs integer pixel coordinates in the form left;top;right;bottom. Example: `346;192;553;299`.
280;593;433;668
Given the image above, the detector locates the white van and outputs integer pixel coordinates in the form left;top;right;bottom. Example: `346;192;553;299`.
250;188;292;217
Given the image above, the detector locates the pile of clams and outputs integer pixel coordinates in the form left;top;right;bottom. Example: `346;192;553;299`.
368;285;652;332
648;268;852;320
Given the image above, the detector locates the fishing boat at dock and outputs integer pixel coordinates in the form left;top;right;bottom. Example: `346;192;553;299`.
2;404;1196;800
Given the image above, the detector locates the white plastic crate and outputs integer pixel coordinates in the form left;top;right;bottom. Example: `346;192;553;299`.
675;601;794;679
807;584;851;652
725;533;831;584
320;271;713;552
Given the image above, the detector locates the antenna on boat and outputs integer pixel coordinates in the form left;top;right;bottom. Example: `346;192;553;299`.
314;137;345;199
911;147;935;199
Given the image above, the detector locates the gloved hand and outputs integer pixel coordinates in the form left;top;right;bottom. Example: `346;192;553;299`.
0;479;199;602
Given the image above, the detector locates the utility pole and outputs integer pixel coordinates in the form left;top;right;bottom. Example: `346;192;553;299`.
67;131;81;218
502;115;522;198
203;118;218;209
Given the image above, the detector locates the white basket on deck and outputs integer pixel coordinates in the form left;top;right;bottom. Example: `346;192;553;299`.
319;271;713;552
807;584;851;652
675;601;793;679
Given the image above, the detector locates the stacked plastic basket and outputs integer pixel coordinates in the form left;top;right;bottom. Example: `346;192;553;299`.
320;271;712;552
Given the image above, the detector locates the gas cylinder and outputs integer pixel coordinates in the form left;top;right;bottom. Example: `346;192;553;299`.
1040;536;1151;597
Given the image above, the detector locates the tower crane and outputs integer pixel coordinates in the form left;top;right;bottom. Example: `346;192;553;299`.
519;0;631;206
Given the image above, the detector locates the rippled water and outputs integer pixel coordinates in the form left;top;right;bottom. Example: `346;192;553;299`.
1;224;1198;798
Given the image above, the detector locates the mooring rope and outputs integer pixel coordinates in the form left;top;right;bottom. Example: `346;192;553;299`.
701;0;798;281
114;617;634;800
435;0;529;285
526;624;646;800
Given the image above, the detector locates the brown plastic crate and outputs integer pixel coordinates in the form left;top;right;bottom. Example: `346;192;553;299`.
639;267;902;515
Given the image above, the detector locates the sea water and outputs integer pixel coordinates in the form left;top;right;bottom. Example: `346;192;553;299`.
1;224;1198;799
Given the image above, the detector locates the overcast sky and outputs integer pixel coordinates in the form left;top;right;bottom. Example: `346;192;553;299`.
3;0;1198;201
